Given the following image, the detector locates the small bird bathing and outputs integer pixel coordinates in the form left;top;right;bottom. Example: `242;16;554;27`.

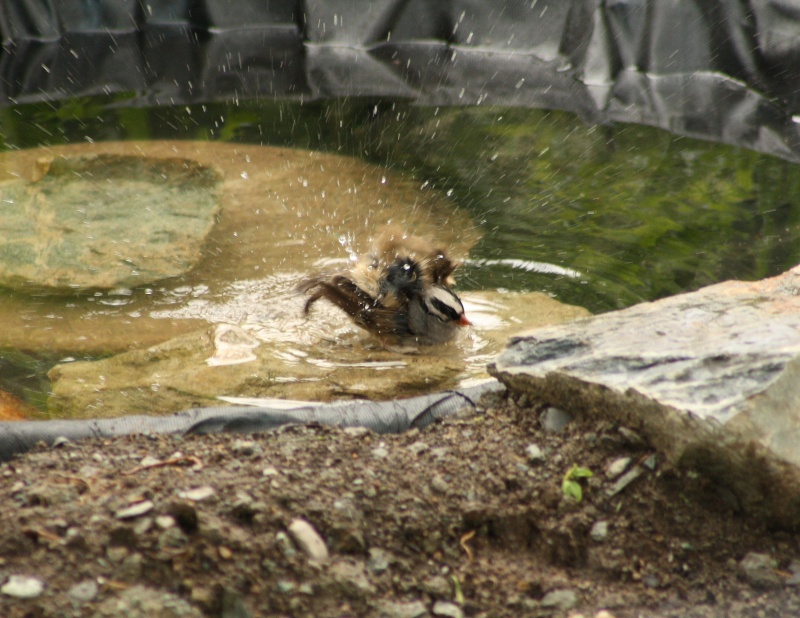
298;226;470;349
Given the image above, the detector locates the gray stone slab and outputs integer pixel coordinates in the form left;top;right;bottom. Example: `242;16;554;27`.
490;265;800;526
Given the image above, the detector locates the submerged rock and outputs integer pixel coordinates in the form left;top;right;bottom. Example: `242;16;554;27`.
47;289;587;418
490;265;800;527
0;154;220;292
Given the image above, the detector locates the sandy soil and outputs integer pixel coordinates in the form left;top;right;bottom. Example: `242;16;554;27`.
1;389;798;617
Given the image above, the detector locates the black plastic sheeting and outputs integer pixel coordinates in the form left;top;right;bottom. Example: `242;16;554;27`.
0;380;502;462
2;1;800;160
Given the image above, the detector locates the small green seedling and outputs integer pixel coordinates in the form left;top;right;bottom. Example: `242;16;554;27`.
451;575;465;605
562;463;594;502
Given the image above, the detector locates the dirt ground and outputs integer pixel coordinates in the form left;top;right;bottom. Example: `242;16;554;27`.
0;388;798;617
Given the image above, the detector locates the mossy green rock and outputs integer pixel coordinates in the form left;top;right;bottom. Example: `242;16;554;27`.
0;154;221;291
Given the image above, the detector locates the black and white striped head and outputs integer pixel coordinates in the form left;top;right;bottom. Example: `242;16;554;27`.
382;257;424;300
422;285;470;326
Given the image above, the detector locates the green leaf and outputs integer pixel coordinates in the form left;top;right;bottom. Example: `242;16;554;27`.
562;480;583;502
451;575;464;605
562;464;593;502
564;463;593;482
571;466;594;479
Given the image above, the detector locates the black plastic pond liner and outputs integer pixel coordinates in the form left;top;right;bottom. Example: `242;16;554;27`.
0;380;503;462
2;0;800;161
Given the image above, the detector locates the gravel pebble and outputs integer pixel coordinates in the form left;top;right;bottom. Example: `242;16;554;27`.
114;500;154;520
605;465;644;497
540;407;573;432
541;588;578;610
421;575;451;598
591;520;609;542
343;427;371;438
367;547;392;574
1;575;44;599
432;600;464;618
327;559;376;598
406;441;429;455
738;552;783;589
375;599;428;618
372;446;389;459
231;439;262;456
93;585;203;617
605;457;632;479
68;579;99;602
430;474;449;494
288;518;329;563
177;485;216;501
525;443;546;463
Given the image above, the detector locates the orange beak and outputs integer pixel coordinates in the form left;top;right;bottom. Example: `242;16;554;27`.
458;314;471;327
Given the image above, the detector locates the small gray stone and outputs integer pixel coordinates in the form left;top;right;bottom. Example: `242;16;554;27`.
275;531;296;558
343;426;371;438
177;486;216;502
605;466;644;497
93;585;203;617
155;515;176;529
540;588;578;610
642;453;658;470
372;446;389;459
114;500;154;520
406;441;429;456
421;575;451;598
276;581;296;594
68;579;99;603
540;407;573;432
605;457;632;479
288;518;329;564
375;599;428;618
115;552;144;583
190;586;216;609
133;517;153;535
788;560;800;586
1;575;45;599
221;586;252;618
158;527;188;550
328;560;376;598
430;475;449;494
432;600;464;618
232;440;262;457
618;427;645;447
590;520;609;542
525;443;546;463
367;548;392;574
106;546;129;563
739;552;783;589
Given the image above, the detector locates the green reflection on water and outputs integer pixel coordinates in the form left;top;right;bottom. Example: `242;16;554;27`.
353;106;800;311
2;97;800;315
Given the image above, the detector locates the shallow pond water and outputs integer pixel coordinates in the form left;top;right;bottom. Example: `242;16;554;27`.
2;97;800;417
